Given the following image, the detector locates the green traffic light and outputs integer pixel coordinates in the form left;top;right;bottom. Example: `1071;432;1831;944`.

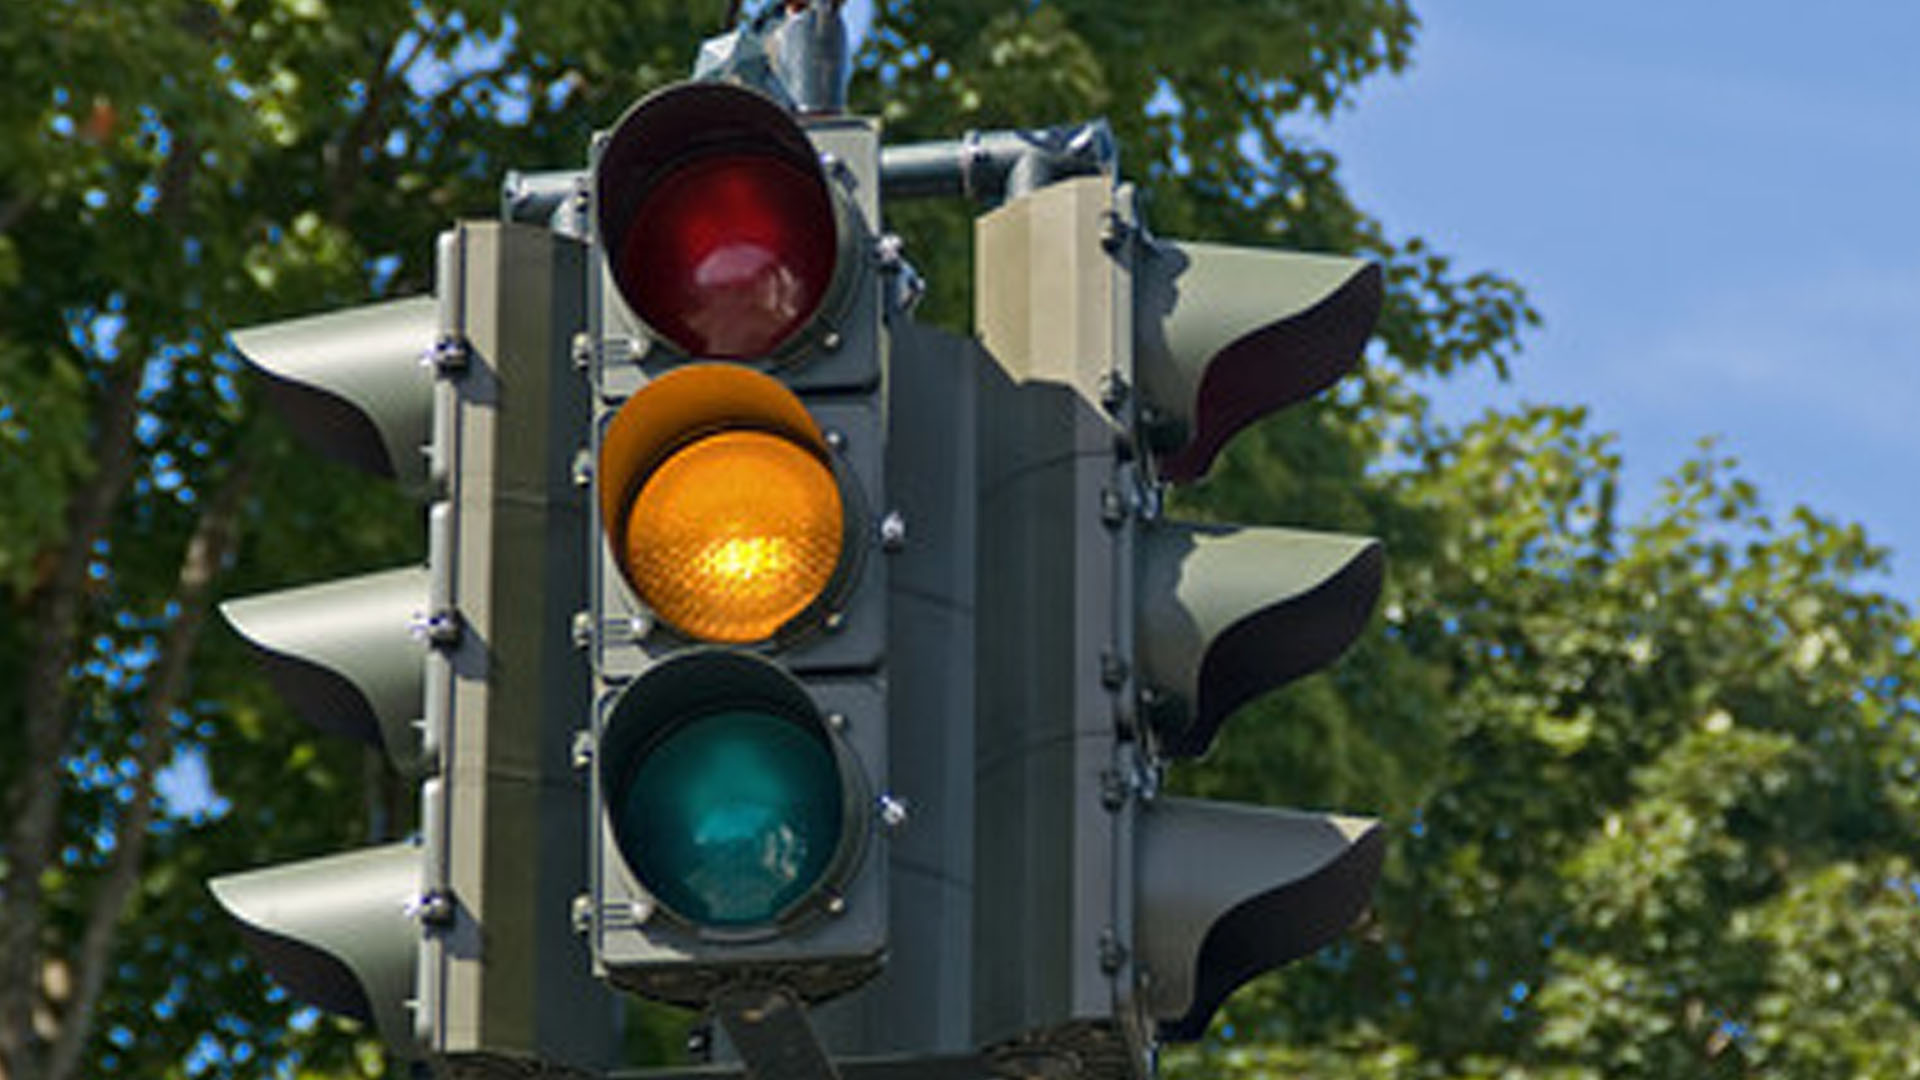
613;710;843;927
599;649;864;932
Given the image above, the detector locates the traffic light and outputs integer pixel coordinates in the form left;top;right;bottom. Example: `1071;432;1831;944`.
193;8;1398;1070
210;297;436;1060
208;843;423;1057
582;81;890;1009
210;224;616;1070
1129;217;1387;1045
970;175;1386;1072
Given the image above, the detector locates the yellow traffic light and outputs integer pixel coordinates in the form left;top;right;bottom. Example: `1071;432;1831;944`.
599;363;849;643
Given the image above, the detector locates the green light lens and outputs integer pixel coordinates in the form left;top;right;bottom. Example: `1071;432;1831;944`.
615;710;843;927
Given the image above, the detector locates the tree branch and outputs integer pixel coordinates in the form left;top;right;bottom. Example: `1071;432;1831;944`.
0;358;147;1078
1;107;210;1072
327;27;415;224
45;460;253;1080
0;187;35;235
153;132;200;229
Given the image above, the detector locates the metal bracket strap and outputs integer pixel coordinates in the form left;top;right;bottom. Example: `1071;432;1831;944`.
712;985;844;1080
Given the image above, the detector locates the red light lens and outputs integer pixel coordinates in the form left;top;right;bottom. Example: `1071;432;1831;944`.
619;152;837;360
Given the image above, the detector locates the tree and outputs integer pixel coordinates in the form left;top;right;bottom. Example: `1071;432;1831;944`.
5;2;1911;1079
1167;405;1920;1079
0;3;702;1076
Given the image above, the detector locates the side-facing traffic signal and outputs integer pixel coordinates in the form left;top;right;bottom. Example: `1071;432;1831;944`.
970;174;1386;1074
583;81;891;1011
1129;214;1387;1045
210;298;437;1061
211;224;616;1072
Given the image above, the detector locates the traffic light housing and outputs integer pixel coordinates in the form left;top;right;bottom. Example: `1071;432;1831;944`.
970;175;1386;1072
228;296;438;491
210;297;438;1061
210;224;616;1071
1132;240;1382;485
582;81;890;1007
208;843;423;1055
194;20;1398;1071
217;566;429;775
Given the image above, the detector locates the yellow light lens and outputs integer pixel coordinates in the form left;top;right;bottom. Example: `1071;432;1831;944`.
624;430;843;643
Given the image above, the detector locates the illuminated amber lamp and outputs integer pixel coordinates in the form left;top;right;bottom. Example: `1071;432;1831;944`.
598;364;849;643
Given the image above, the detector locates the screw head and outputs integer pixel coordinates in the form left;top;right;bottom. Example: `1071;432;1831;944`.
879;510;908;552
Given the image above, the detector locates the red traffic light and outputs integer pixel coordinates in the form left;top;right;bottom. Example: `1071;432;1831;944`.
596;83;850;361
621;152;837;359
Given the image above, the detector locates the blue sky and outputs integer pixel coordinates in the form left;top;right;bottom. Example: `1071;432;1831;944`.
1299;3;1920;601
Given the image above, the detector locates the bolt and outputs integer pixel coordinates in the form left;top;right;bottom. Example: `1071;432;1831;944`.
1139;760;1165;804
411;610;462;649
879;510;908;552
824;892;848;917
821;154;857;193
825;712;849;733
1098;928;1129;974
891;266;927;314
413;891;456;930
1137;480;1164;522
877;794;909;829
428;334;470;374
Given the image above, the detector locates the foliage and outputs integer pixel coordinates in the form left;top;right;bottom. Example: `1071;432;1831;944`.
1168;410;1920;1077
1;1;1912;1078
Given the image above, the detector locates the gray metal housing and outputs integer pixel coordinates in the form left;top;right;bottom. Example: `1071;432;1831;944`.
230;296;437;492
584;92;891;1007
